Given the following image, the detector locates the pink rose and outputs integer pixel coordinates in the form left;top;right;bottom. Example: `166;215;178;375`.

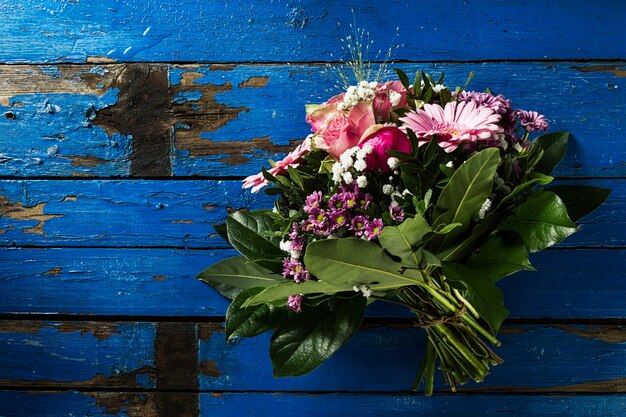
373;81;407;123
358;125;410;172
313;102;376;159
305;93;344;132
242;137;312;192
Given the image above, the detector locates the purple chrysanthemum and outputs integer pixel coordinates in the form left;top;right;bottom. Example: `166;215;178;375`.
282;257;310;283
364;218;384;240
389;205;404;222
350;215;369;237
329;210;350;230
304;191;323;213
515;110;549;132
287;294;302;313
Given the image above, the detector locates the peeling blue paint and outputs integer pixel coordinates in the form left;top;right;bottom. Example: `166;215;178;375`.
172;90;203;104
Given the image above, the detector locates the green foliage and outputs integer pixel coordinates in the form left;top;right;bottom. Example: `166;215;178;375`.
226;211;284;270
531;132;569;175
379;214;432;265
270;295;367;376
226;288;285;341
547;185;611;222
431;148;501;250
442;262;509;334
500;190;578;252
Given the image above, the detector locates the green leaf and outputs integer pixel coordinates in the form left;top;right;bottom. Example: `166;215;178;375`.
394;68;410;89
226;211;284;268
243;280;339;307
213;222;228;242
532;132;569;175
378;215;432;265
498;172;553;207
226;288;284;341
467;232;534;282
287;166;305;190
270;295;366;376
442;262;508;334
500;190;578;252
431;148;501;249
304;238;425;290
547;185;611;222
197;256;283;296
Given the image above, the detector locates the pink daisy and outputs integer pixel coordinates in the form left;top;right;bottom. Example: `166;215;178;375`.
399;101;503;152
242;137;312;192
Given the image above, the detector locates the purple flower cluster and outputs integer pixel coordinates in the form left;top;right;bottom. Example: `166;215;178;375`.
458;90;550;148
287;294;302;313
298;182;379;239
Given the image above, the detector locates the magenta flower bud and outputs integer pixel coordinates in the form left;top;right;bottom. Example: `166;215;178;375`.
358;126;410;172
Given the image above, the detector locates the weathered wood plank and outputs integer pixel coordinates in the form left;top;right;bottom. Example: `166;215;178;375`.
0;180;269;248
0;63;624;178
0;0;625;63
1;391;624;417
0;248;625;318
2;321;626;393
0;179;621;248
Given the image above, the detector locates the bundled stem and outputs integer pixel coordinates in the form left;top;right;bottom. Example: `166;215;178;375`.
396;284;503;395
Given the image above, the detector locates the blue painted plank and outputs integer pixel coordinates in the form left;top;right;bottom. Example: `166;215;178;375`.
198;324;626;392
170;62;626;178
0;179;621;248
0;63;623;178
1;322;625;393
0;321;156;388
0;248;625;319
1;391;624;417
0;65;132;177
0;1;624;63
0;180;270;248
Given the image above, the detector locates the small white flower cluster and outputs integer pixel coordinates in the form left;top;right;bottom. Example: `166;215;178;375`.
338;80;378;111
353;284;372;298
279;239;301;259
478;198;492;220
332;145;373;186
388;90;402;107
493;174;512;194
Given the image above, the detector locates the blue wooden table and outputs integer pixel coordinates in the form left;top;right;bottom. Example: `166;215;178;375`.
0;1;625;415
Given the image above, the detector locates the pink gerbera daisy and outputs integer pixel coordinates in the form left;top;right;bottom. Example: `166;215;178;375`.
242;137;312;192
399;101;503;152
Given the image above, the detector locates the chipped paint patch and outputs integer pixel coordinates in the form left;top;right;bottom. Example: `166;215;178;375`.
202;203;216;210
572;65;626;77
238;76;270;89
198;323;224;342
200;360;222;378
460;377;626;393
557;325;626;343
210;64;236;72
68;155;109;168
152;275;167;281
43;266;63;275
171;219;194;224
86;56;118;63
61;196;77;202
0;196;63;235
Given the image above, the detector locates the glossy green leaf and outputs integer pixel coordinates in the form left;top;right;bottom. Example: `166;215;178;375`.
226;288;284;341
442;262;508;334
378;215;432;265
270;295;367;376
243;280;339;307
532;132;569;175
547;185;611;222
197;256;283;296
432;148;500;249
467;232;534;282
226;211;283;267
501;190;578;252
304;238;425;290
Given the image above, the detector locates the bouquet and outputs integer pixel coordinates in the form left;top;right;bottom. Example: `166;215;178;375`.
198;66;609;394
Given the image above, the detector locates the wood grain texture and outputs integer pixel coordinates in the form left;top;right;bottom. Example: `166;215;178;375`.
1;391;625;417
0;179;621;248
0;63;624;177
1;248;625;319
0;0;625;63
2;321;626;393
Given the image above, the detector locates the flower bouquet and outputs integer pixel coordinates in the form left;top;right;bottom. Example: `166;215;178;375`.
198;67;609;394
